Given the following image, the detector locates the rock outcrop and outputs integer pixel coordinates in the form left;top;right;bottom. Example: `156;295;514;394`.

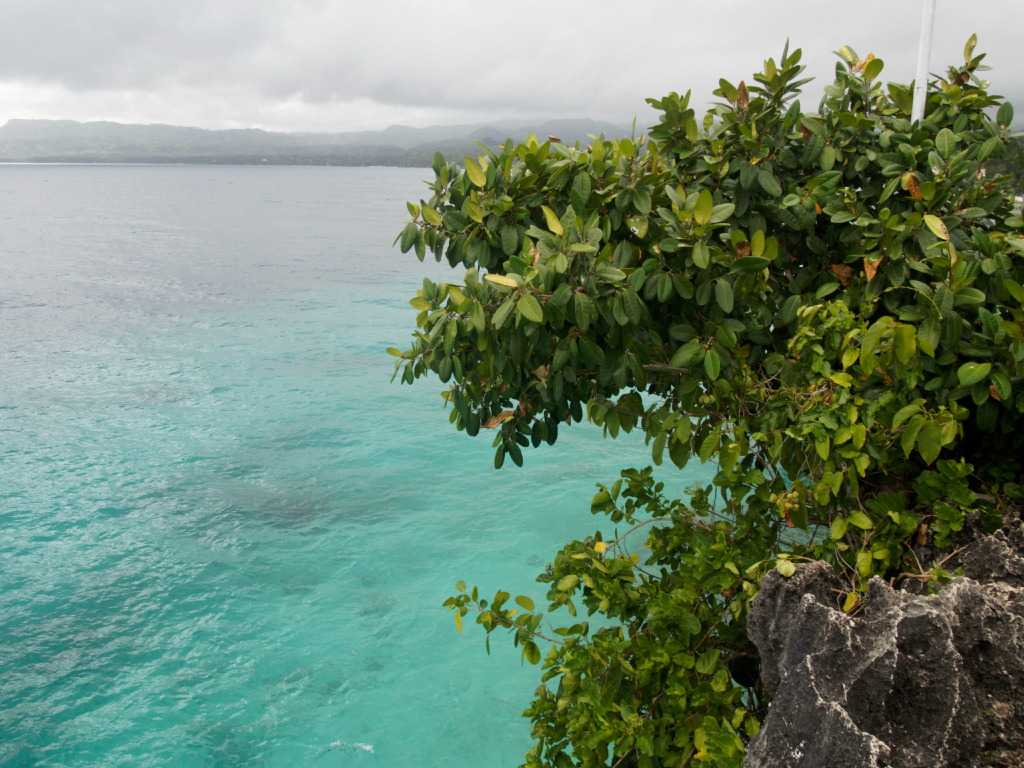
743;525;1024;767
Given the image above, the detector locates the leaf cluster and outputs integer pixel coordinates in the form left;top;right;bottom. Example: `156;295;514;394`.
402;36;1024;768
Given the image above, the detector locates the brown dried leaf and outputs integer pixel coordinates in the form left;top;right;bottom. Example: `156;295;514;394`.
864;255;883;282
737;81;749;110
990;384;1002;402
734;240;751;258
831;264;852;287
908;174;922;200
547;135;562;145
483;411;514;429
799;124;811;141
917;523;930;546
532;365;549;386
530;246;541;266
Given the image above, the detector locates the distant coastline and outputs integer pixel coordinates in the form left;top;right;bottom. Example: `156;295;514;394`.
0;117;630;167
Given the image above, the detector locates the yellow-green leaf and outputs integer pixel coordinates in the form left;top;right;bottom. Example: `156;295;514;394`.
557;574;579;591
957;362;991;386
422;205;442;226
924;214;949;241
856;551;873;577
455;610;463;634
484;273;520;288
515;595;535;611
776;559;796;578
466;200;483;224
542;205;564;236
843;591;859;612
849;511;874;529
751;230;765;257
830;372;853;387
464;157;487;187
410;297;432;310
693;190;713;227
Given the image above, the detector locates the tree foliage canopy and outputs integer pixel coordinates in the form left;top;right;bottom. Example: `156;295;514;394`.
394;36;1023;768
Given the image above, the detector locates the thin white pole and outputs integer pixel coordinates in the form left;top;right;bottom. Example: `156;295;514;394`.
911;0;937;123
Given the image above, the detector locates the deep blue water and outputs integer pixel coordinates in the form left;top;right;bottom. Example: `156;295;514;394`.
0;165;704;767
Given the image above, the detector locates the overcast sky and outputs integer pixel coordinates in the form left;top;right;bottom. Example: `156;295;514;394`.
0;0;1019;134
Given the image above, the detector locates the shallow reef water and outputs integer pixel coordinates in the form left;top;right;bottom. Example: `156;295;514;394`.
0;165;704;767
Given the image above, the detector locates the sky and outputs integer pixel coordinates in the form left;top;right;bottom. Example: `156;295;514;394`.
0;0;1020;134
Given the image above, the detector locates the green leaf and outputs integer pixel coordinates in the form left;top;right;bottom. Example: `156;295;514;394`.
693;190;713;226
574;293;594;332
704;348;721;380
524;641;541;665
863;57;884;81
902;414;925;457
715;280;734;313
718;79;739;103
894;326;916;364
775;559;796;578
469;301;486;332
776;294;801;325
733;256;771;274
1004;279;1024;304
696;648;721;675
515;595;535;611
501;223;519;255
935;129;956;159
492;298;515;329
958;362;991;386
820;145;836;172
917;420;942;465
699;429;720;463
997;102;1014;128
669;339;701;368
831;517;849;540
692;242;710;269
708;203;736;224
652;431;667;466
758;170;782;197
622;290;643;325
400;221;418;253
465;200;483;224
464;157;487;187
849;511;874;530
892;403;921;431
517;294;544;323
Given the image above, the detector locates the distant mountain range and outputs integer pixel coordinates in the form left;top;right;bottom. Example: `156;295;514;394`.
0;118;632;166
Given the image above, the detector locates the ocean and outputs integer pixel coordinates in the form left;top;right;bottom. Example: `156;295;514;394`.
0;165;704;767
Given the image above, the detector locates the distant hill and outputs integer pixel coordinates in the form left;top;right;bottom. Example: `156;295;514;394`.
0;118;632;166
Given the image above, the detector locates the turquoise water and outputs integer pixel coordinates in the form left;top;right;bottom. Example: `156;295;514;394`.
0;165;705;767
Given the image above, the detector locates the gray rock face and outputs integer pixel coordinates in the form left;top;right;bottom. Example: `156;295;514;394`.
743;541;1024;767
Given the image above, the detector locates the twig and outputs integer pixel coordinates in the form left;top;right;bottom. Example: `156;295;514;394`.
609;518;673;549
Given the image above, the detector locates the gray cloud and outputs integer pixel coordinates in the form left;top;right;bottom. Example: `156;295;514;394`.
0;0;1020;133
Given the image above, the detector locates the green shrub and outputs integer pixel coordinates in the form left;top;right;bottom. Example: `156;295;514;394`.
394;35;1023;768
